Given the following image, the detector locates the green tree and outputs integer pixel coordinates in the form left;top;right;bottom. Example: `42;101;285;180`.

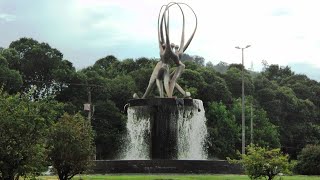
275;86;319;157
206;102;239;159
255;88;281;124
118;58;139;74
92;55;120;78
251;108;280;148
253;74;282;125
93;100;126;159
0;48;20;70
198;69;232;107
8;38;75;98
253;74;277;92
253;70;320;158
280;74;320;111
263;64;294;83
310;83;320;108
109;75;138;110
229;145;291;180
295;144;320;175
231;98;280;149
127;58;160;98
0;92;63;180
193;55;205;66
223;67;254;98
180;53;194;62
180;54;205;66
0;55;22;93
129;68;154;97
135;57;158;69
228;63;244;71
54;71;88;114
47;113;95;180
211;61;229;73
56;63;129;159
179;69;205;97
183;60;201;71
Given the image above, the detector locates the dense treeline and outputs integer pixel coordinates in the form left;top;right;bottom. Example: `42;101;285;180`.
1;38;320;160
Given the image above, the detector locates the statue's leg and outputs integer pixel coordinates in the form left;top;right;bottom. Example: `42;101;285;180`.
162;64;171;97
142;62;162;98
169;61;185;97
175;83;191;97
156;79;164;97
164;73;170;97
169;68;190;97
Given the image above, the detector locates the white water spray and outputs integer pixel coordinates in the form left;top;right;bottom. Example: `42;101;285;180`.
122;107;150;160
177;99;208;159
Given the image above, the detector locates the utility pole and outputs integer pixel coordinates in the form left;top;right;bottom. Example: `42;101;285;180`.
250;104;253;144
235;45;251;154
87;87;92;125
249;61;254;145
86;86;96;160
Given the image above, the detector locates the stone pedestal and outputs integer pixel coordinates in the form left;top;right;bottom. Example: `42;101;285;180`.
151;104;178;159
128;98;193;159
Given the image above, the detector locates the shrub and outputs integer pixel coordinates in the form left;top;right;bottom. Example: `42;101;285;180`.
228;144;291;180
0;92;63;180
47;113;95;180
295;144;320;175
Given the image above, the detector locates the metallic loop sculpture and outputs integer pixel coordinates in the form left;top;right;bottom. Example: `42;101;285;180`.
136;2;197;99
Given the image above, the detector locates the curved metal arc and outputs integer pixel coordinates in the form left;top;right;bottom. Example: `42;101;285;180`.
158;2;181;51
162;4;171;48
178;3;197;53
167;2;185;54
158;2;176;51
158;2;197;54
162;2;184;55
158;5;166;51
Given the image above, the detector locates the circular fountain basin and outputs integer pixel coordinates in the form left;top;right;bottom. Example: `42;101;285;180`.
92;160;243;174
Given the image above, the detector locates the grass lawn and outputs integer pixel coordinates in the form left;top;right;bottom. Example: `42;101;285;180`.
37;174;320;180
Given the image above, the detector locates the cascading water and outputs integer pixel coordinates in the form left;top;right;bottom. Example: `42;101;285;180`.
122;107;150;160
177;99;208;160
122;99;208;160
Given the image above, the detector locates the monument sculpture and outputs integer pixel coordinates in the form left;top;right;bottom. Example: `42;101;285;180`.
124;2;207;160
93;2;242;174
135;2;197;98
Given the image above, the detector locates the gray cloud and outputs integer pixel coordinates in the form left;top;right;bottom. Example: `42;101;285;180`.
1;0;320;78
0;13;16;22
271;8;291;16
289;63;320;81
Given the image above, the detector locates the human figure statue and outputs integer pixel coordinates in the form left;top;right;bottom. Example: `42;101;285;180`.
134;2;197;99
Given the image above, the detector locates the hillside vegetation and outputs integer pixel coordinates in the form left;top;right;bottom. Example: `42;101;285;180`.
1;38;319;160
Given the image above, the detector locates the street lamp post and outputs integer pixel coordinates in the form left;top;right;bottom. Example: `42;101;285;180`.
235;45;251;154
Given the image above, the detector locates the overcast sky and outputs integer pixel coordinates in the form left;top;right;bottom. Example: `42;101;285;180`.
0;0;319;80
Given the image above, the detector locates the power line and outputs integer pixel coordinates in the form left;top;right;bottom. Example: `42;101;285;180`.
0;76;107;89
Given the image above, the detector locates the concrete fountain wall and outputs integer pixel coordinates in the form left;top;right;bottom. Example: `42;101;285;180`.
90;98;243;174
129;98;192;159
123;98;207;160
